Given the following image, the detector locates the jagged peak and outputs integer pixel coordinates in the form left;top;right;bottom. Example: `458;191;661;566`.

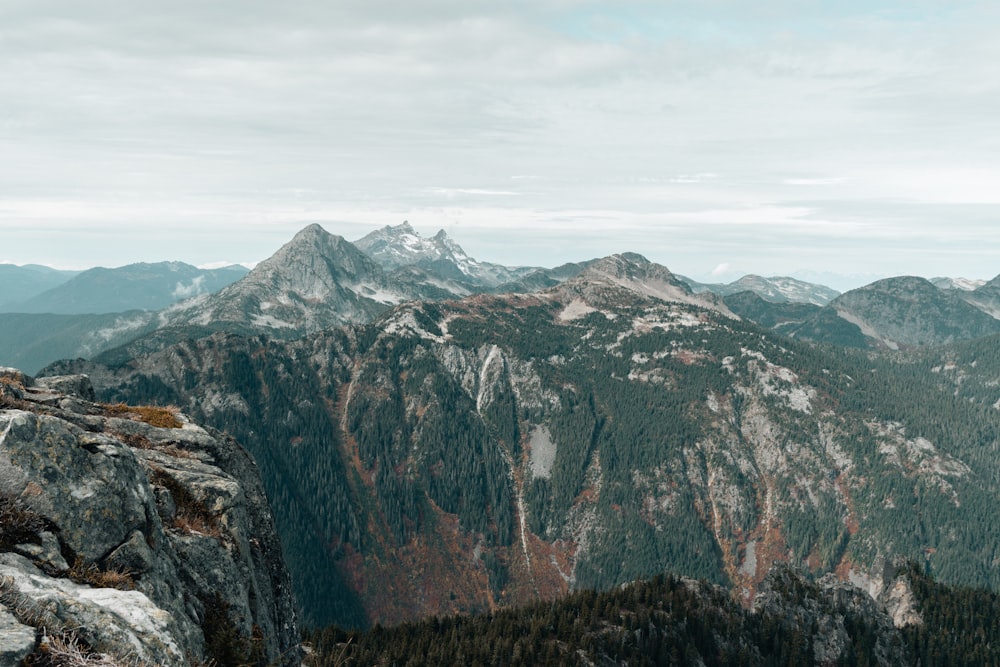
291;222;330;240
209;224;380;303
265;224;357;260
371;220;416;236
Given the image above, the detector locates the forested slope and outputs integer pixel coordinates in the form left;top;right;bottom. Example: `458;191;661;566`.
46;255;1000;630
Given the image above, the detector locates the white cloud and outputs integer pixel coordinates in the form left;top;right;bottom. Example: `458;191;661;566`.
0;0;997;282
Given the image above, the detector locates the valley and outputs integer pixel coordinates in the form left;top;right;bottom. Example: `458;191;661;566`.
32;224;1000;635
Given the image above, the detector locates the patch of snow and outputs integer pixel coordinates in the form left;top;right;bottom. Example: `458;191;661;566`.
529;425;557;479
352;281;407;305
476;345;502;413
382;309;448;343
558;298;599;321
250;314;295;329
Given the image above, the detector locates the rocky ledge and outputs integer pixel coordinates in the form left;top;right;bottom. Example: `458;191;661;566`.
0;367;299;666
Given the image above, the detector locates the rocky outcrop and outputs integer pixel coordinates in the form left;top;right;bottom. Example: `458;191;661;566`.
0;367;299;665
754;564;910;665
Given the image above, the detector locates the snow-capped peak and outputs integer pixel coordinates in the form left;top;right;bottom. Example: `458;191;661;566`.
354;222;536;288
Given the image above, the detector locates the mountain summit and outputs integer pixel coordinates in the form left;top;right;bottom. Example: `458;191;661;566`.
355;221;536;288
562;253;735;316
166;223;408;335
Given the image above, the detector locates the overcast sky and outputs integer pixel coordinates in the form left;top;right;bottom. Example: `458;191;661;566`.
2;1;998;289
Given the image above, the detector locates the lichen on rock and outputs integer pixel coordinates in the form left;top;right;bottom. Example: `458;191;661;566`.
0;368;300;665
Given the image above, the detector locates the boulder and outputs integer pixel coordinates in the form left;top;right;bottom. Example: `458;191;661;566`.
0;603;35;667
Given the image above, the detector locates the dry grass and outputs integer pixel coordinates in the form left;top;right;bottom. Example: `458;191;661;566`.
0;375;25;391
0;380;34;412
147;466;225;540
0;492;48;549
0;573;57;629
25;633;122;667
101;403;183;429
115;432;199;459
171;513;225;540
66;557;135;591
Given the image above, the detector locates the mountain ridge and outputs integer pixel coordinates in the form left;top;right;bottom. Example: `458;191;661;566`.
51;250;1000;629
2;261;248;314
355;221;538;288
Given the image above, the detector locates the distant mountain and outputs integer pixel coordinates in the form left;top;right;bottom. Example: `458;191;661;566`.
355;221;537;288
958;274;1000;319
565;253;733;316
491;260;594;294
820;276;1000;349
161;224;409;337
722;291;823;330
0;264;79;310
0;262;247;372
0;225;490;372
4;261;248;314
725;275;1000;350
0;311;159;374
681;274;839;307
930;276;987;291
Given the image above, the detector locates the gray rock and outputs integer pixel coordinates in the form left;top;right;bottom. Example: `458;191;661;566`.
0;603;35;667
754;564;907;666
0;553;187;666
105;529;155;577
13;530;68;571
0;410;152;564
0;368;300;664
34;374;96;401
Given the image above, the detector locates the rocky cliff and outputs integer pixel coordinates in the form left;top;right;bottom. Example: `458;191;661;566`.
0;367;298;666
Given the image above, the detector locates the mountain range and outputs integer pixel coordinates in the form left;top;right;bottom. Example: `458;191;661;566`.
36;226;1000;635
354;221;538;288
683;273;841;306
728;275;1000;350
0;263;80;309
7;222;1000;376
0;261;248;314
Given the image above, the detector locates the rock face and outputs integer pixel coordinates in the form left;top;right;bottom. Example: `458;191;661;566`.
0;367;298;665
753;564;911;665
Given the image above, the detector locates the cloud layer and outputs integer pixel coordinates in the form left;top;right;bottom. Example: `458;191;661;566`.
2;1;998;284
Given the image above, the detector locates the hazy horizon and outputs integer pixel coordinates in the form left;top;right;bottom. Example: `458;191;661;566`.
2;220;993;293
